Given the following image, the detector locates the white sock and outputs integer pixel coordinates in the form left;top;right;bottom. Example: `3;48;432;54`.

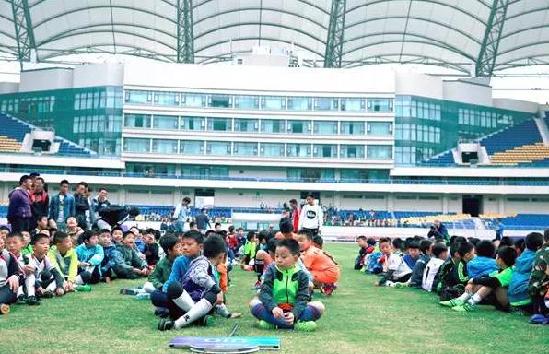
45;281;57;292
174;299;213;329
143;281;156;293
469;293;482;305
18;286;24;297
75;275;85;285
457;291;472;302
172;290;194;313
26;275;36;297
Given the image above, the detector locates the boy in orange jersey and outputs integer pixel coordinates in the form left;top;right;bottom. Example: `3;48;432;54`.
296;230;340;296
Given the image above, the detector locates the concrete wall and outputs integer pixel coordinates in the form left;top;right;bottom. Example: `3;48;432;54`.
19;68;73;92
442;80;492;106
73;63;124;88
395;70;444;99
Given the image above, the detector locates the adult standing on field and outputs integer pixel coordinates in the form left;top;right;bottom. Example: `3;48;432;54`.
173;196;191;233
298;194;323;236
7;175;33;233
289;198;300;232
194;208;211;232
49;179;76;232
90;187;111;226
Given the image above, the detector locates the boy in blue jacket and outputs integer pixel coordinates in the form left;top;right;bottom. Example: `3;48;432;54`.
75;230;104;285
508;232;544;309
467;240;497;278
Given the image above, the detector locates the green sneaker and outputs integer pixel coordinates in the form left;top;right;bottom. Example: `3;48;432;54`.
201;315;216;327
294;321;317;332
452;302;476;312
76;285;92;292
257;320;276;330
439;299;464;307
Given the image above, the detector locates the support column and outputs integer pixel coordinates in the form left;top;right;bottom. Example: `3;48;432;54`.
386;193;394;212
498;196;505;214
442;195;449;214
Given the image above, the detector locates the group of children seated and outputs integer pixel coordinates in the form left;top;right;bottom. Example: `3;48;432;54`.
0;225;161;312
355;230;549;323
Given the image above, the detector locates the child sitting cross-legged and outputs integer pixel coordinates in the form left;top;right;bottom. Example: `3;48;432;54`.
440;246;517;312
250;239;325;332
467;240;498;278
0;236;19;313
297;230;340;295
75;230;104;286
421;242;449;292
377;238;413;287
354;236;375;271
437;241;474;300
157;234;233;330
113;231;150;279
47;231;82;293
23;233;65;303
408;239;432;288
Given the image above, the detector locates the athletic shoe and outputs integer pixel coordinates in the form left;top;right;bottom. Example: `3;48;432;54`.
385;281;395;287
26;296;40;306
257;320;276;330
439;299;464;307
322;283;336;296
17;294;27;304
157;318;174;331
0;303;10;314
40;290;54;299
529;314;549;325
294;321;317;332
154;308;170;318
393;282;407;289
120;288;139;295
452;302;476;312
76;285;92;292
135;293;151;300
201;315;216;327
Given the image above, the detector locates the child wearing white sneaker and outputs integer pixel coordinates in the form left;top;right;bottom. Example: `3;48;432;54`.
440;246;517;312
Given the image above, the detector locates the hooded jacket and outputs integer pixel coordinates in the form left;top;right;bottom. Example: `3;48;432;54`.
508;249;537;306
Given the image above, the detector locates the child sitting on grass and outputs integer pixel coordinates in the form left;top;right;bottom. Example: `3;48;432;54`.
422;242;448;292
409;239;432;288
440;246;517;312
158;235;234;330
241;231;258;269
297;230;340;295
467;240;497;278
23;233;65;303
143;229;160;266
0;236;19;313
98;230;119;283
403;240;420;270
355;236;375;270
508;232;544;310
6;232;36;304
250;239;324;331
437;241;474;300
47;231;80;292
377;238;413;287
75;230;104;285
529;230;549;324
113;231;150;279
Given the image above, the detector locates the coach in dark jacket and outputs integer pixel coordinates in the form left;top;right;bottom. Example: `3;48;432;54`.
30;176;49;228
7;175;33;232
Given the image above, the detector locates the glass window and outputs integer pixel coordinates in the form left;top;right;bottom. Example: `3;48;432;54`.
123;138;150;153
124;113;151;128
367;98;393;113
341;121;365;135
182;93;206;107
125;90;151;104
340;145;365;159
234;119;259;133
367;122;392;136
262;96;285;110
181;140;204;155
233;142;258;156
341;98;365;112
287;120;310;134
152;139;178;154
154;91;179;106
261;119;285;133
287;97;311;111
235;96;260;109
341;169;369;182
313;144;337;158
313;121;338;135
207;118;232;131
367;145;392;160
209;95;232;108
206;141;231;156
153;115;178;130
286;144;310;158
261;143;285;157
314;98;338;111
181;116;205;131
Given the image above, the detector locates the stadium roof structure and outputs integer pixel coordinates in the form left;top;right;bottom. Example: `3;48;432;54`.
1;0;549;76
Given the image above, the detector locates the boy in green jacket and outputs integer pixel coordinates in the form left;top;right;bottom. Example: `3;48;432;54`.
250;239;324;331
113;231;149;279
47;231;78;292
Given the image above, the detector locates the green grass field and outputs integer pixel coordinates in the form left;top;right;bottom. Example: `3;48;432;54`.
1;243;547;353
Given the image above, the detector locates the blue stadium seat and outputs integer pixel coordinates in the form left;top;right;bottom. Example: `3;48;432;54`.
480;119;542;155
0;113;32;141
